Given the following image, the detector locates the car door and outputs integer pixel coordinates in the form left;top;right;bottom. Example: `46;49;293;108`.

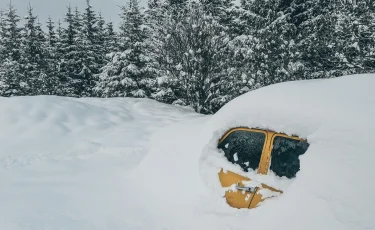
217;128;269;209
218;168;283;209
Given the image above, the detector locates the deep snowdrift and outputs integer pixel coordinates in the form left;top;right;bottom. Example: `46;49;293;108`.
133;74;375;230
2;74;374;230
0;96;201;230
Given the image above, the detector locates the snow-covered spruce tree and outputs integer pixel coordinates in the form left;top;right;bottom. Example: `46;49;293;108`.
104;21;119;53
42;16;62;95
94;0;156;98
3;3;22;62
291;0;339;79
352;0;375;72
0;9;6;92
240;0;303;87
97;12;117;56
32;20;55;95
0;9;7;92
287;0;369;79
96;12;107;54
200;0;234;31
54;18;66;95
329;2;365;76
58;5;84;97
46;17;57;48
144;0;169;34
168;0;188;8
58;6;75;96
0;9;6;62
230;0;375;89
0;9;6;96
0;3;26;96
56;19;63;42
21;6;52;95
0;60;26;96
75;0;103;97
143;0;178;104
152;2;245;114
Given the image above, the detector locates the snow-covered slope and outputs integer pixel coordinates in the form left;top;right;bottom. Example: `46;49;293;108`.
0;96;201;230
2;74;375;230
133;73;375;230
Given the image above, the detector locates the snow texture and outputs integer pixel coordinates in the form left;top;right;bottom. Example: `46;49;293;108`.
1;73;375;230
0;96;201;230
133;73;375;230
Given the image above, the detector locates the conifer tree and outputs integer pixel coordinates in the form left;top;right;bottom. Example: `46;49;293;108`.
44;16;61;94
59;5;79;96
201;0;233;29
152;2;245;113
21;5;49;95
97;12;107;53
293;0;340;79
0;9;6;62
0;9;6;93
46;17;57;47
77;0;99;96
352;0;375;72
3;3;22;62
94;12;110;73
54;19;65;95
0;3;25;96
33;19;53;94
105;21;119;53
95;0;156;98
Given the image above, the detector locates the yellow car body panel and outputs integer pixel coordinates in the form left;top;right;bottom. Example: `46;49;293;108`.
218;169;252;208
218;168;283;209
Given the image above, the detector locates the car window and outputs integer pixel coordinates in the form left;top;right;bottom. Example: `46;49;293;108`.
218;130;266;172
270;136;309;178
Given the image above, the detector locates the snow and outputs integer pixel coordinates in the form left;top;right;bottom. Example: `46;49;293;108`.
0;96;201;230
1;73;375;230
233;152;238;161
133;73;375;230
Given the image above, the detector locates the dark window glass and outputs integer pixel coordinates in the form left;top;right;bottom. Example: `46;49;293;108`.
270;136;309;179
218;130;266;172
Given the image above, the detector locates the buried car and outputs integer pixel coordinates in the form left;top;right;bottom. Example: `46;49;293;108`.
217;127;309;209
131;73;375;230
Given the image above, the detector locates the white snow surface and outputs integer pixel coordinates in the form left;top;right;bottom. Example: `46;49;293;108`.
1;73;375;230
133;73;375;230
0;96;201;230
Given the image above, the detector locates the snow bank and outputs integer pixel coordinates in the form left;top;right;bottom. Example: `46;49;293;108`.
0;95;200;230
134;74;375;230
1;74;374;230
0;96;199;168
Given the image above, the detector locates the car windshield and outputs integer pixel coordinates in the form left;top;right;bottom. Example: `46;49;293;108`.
270;136;309;178
218;130;266;172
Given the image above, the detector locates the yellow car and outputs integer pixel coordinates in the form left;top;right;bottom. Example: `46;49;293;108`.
217;127;309;209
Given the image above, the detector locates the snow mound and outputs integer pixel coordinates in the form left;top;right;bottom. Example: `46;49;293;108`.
0;96;132;138
134;74;375;230
0;96;199;169
0;96;200;230
2;74;374;230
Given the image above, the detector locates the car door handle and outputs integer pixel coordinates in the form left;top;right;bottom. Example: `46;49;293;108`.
235;184;257;193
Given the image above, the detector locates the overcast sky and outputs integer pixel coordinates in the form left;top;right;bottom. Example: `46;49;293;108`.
1;0;147;30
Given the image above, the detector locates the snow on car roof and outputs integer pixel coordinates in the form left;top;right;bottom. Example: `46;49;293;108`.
209;73;375;140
